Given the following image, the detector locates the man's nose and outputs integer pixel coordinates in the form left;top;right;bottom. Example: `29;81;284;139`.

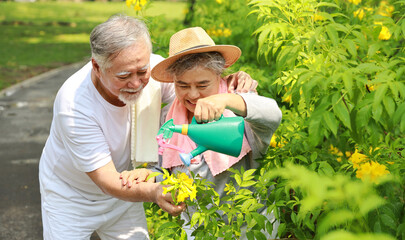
127;76;142;89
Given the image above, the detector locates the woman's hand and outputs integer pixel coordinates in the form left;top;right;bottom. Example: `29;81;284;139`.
194;93;247;123
120;169;155;188
194;94;228;123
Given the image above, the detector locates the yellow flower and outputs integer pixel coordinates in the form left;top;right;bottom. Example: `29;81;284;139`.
378;26;391;40
347;0;361;5
377;1;394;17
126;0;132;8
223;28;232;37
134;3;142;11
356;161;389;183
353;8;365;20
162;172;197;203
329;145;344;162
270;135;285;148
224;183;234;195
349;149;368;169
312;14;325;21
283;94;292;103
216;29;223;36
216;0;223;4
140;0;147;6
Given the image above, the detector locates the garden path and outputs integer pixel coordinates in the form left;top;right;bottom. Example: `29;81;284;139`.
0;61;103;239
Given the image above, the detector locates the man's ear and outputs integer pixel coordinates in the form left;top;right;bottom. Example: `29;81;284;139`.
91;58;101;78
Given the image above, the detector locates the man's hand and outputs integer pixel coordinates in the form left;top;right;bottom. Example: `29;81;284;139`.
154;185;186;216
120;169;154;188
225;71;258;93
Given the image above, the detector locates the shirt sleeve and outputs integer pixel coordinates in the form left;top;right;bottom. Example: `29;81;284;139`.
239;93;282;159
55;109;112;173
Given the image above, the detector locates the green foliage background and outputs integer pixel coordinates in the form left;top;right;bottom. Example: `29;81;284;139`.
145;0;405;239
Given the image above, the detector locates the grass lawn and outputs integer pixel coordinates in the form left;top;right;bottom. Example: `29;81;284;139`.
0;1;186;91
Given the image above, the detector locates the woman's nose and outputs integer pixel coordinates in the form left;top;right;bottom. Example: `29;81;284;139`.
188;88;200;99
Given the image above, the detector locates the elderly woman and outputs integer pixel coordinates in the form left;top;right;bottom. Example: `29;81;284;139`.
124;27;282;239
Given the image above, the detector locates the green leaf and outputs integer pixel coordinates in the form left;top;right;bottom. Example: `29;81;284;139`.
240;180;256;187
359;195;385;215
352;30;367;49
372;103;383;123
246;231;254;240
318;161;335;175
383;96;395;117
322;230;396;240
380;214;397;231
310;152;318;162
357;63;384;74
235;174;242;186
265;221;274;236
332;94;351;130
373;84;388;108
190;212;201;227
308;114;323;146
367;44;380;58
323;111;338;136
277;223;286;237
243;169;256;180
343;39;357;58
296;155;309;163
342;69;353;97
158;221;179;230
316;2;340;8
317;210;355;235
253;230;267;240
308;34;316;51
326;24;339;47
146;172;162;181
252;212;266;229
355;104;371;129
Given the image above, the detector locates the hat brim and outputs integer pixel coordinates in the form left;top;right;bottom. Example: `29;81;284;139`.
151;45;241;83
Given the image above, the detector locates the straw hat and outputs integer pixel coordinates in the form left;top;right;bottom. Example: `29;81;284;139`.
151;27;241;82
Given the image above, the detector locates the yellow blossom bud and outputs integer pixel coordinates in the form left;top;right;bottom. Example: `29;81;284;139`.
378;26;391;40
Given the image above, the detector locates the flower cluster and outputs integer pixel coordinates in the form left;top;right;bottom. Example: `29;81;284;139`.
347;0;361;5
270;135;286;148
312;13;325;22
349;149;369;169
355;161;390;183
377;0;395;17
353;7;373;20
206;24;232;37
126;0;148;12
349;149;390;183
328;145;350;162
162;171;197;204
376;23;392;40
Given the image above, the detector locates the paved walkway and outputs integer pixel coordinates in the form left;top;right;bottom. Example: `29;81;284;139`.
0;62;95;239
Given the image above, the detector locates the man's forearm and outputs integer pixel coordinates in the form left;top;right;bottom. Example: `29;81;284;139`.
86;161;159;203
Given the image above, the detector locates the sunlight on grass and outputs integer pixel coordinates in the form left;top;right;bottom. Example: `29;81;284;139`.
54;33;89;43
23;33;89;44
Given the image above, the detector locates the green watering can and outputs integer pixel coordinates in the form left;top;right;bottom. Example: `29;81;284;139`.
157;116;245;166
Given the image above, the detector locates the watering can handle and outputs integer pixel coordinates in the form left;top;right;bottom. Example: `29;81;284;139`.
191;115;223;124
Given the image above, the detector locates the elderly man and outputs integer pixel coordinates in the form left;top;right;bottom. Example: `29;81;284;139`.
39;15;256;240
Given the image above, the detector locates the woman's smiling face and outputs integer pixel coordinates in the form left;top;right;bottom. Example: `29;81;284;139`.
174;66;220;114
